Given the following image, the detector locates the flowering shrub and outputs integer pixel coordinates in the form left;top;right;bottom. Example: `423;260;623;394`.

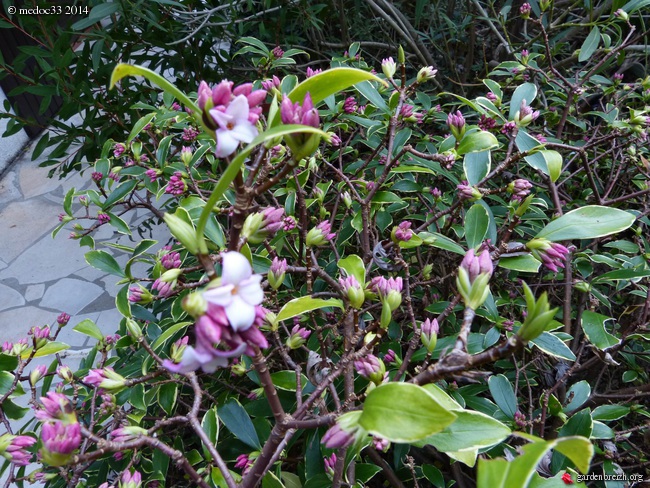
3;6;650;487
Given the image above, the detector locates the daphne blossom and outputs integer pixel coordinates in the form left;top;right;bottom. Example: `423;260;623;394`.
203;252;264;331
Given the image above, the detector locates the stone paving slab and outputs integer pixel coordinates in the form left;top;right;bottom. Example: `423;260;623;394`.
0;197;62;263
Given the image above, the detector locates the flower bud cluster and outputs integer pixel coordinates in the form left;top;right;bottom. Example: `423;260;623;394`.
456;248;493;309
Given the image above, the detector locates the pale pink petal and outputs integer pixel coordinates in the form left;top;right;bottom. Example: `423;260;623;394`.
203;284;235;307
163;346;208;374
225;295;256;331
201;356;230;373
221;251;252;285
215;131;240;158
237;275;264;306
210;108;234;131
230;121;257;143
227;95;250;122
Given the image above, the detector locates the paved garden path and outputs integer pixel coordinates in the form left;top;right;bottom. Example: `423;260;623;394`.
0;144;123;354
0;135;171;484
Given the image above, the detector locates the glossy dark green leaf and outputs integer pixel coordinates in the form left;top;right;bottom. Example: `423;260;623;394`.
0;354;18;372
218;400;261;449
488;374;517;419
103;180;137;209
85;250;124;277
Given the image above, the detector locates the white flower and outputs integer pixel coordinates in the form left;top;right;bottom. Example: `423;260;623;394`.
210;95;258;158
202;251;264;331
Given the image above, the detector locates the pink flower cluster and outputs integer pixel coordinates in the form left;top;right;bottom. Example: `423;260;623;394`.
163;252;268;374
165;171;186;196
36;392;82;465
197;80;266;158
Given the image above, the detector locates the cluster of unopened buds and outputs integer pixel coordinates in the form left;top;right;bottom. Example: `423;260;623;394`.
280;92;322;160
354;354;386;385
508;178;533;201
286;322;311;349
197;80;266;157
526;238;570;272
339;274;365;309
456;247;494;310
393;221;413;242
306;221;336;247
241;207;285;244
35;392;82;466
0;433;36;466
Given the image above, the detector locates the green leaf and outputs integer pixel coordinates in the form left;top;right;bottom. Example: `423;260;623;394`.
355;80;389;112
130;384;146;410
498;255;542;273
32;132;50;160
133;239;157;257
488;374;517;419
621;0;650;13
359;383;457;443
158;383;177;415
276;297;343;322
552;412;594;472
271;371;310;392
280;472;302;488
0;354;18;372
0;372;15;397
73;319;104;341
465;204;489;249
564;380;591;413
337;255;365;286
478;434;593;488
201;407;219;460
218;400;261;449
418;410;511;453
483;79;503;100
591;421;615;439
63;187;75;216
464;150;491;185
262;473;285;488
592;269;650;282
116;286;132;318
515;130;549;175
580;311;619;350
287;68;386;108
1;398;29;420
20;342;70;359
535;206;635;241
419;232;466;255
72;2;121;30
530;332;576;361
156;135;174;165
103;180;137;209
126;113;156;144
85;250;125;277
151;322;191;351
579;27;601;63
110;63;199;113
509;83;538;120
107;213;131;235
539;150;562;182
622;370;637;383
371;191;401;203
592;405;630;421
457;131;499;155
